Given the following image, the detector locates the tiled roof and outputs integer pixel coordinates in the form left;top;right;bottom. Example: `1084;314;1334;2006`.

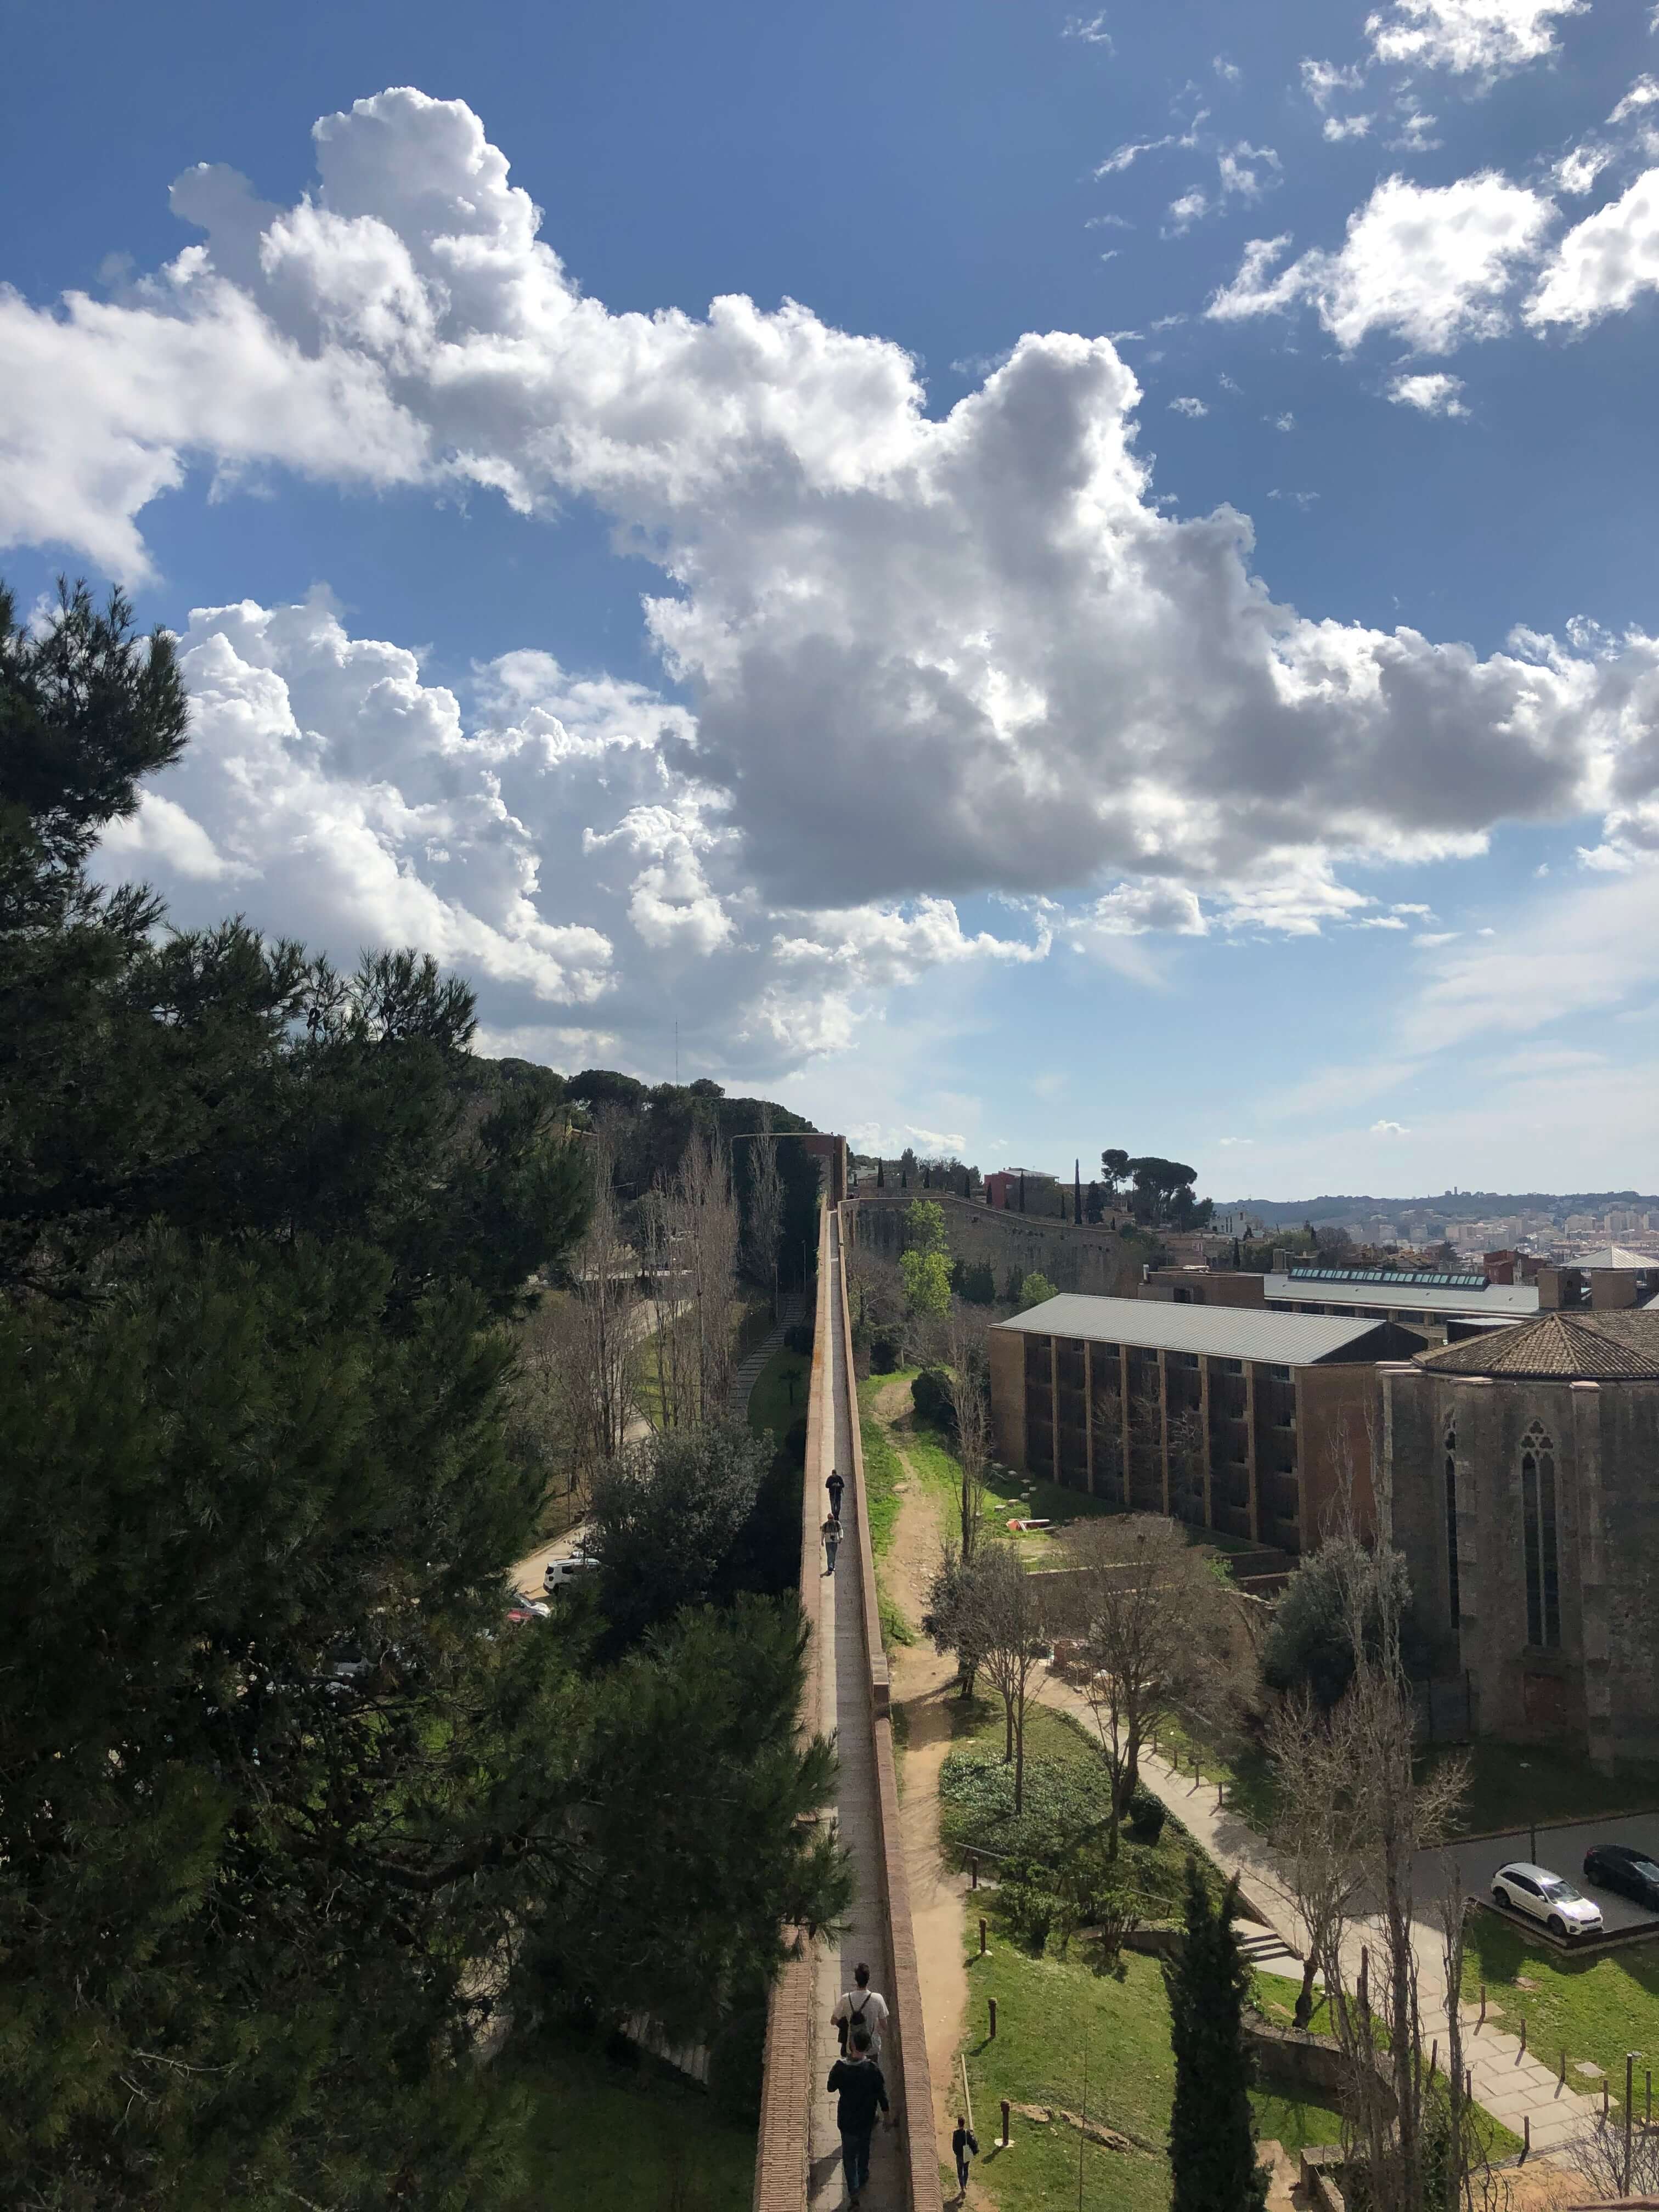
1418;1310;1659;1381
1560;1245;1656;1272
993;1294;1395;1366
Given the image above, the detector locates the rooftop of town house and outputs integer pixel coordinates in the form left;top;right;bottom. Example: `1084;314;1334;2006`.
1417;1308;1659;1382
994;1293;1400;1367
1264;1269;1539;1318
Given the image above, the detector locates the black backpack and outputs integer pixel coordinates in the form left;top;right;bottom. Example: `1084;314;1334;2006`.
837;1993;870;2055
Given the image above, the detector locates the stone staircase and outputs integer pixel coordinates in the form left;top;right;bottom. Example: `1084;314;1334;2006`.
729;1293;804;1417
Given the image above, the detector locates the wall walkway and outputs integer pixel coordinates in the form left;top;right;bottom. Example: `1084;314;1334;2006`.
754;1202;939;2211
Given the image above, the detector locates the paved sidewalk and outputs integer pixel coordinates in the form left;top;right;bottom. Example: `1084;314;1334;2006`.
1033;1670;1604;2163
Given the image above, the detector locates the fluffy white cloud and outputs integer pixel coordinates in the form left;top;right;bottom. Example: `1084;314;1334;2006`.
1168;395;1209;416
1324;115;1375;141
1301;60;1367;110
0;84;1653;1074
1388;370;1470;413
1364;0;1585;80
1210;174;1554;351
1526;168;1659;327
1370;1118;1412;1134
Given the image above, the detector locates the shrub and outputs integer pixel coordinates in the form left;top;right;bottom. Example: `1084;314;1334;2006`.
999;1857;1059;1954
1126;1788;1167;1844
783;1322;814;1357
870;1330;902;1372
911;1365;955;1432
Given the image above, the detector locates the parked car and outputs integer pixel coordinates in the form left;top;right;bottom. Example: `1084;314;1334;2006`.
543;1554;600;1595
1583;1843;1659;1912
1491;1861;1604;1938
505;1599;551;1626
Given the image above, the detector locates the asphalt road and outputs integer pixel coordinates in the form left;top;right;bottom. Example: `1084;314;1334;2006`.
1420;1811;1659;1936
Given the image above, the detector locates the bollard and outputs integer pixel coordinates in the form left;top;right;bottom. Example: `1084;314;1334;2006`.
1521;2115;1530;2165
1479;1983;1487;2029
1560;2049;1567;2089
980;1918;988;1957
1429;2040;1437;2082
1602;2078;1609;2120
1519;2011;1527;2059
989;1996;997;2041
1647;2068;1652;2127
970;1852;979;1890
1001;2098;1011;2149
1465;2068;1472;2106
1626;2054;1637;2197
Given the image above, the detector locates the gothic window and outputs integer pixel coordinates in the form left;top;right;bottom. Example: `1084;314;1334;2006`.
1520;1423;1560;1649
1443;1421;1460;1636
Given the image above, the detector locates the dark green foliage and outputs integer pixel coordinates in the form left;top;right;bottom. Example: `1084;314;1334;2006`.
870;1328;902;1371
0;577;848;2208
1262;1537;1413;1709
911;1364;955;1432
1165;1859;1269;2212
587;1419;777;1649
950;1258;997;1304
999;1856;1060;1952
784;1320;815;1357
1126;1788;1168;1844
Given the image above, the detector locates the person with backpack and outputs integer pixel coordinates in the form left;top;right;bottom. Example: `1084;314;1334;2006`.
831;1961;888;2059
951;2114;979;2201
825;2026;889;2205
822;1514;840;1573
826;1468;845;1521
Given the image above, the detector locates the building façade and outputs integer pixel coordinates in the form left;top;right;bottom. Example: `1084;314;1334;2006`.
1381;1311;1659;1768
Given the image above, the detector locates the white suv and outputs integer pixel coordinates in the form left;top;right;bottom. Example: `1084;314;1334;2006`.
1491;1861;1604;1939
543;1553;600;1595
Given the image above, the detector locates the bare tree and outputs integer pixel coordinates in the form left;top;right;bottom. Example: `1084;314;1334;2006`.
943;1303;992;1558
1265;1685;1372;2030
744;1107;785;1318
1568;2103;1659;2204
970;1545;1046;1814
1068;1514;1237;1854
514;1116;639;1505
1265;1431;1471;2212
1166;1404;1207;1530
644;1133;741;1429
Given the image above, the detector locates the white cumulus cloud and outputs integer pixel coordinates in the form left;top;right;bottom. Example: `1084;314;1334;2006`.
0;84;1648;1073
1526;169;1659;328
1209;173;1554;352
1365;0;1585;81
1388;370;1470;414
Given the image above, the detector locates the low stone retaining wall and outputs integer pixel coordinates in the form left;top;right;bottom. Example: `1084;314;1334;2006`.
1244;2011;1395;2121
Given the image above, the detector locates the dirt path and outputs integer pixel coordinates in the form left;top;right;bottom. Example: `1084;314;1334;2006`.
870;1380;989;2204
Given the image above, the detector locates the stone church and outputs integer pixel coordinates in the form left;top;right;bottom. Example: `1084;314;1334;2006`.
1381;1312;1659;1768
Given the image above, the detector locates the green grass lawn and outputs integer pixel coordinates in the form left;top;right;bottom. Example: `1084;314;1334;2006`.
1462;1911;1659;2110
856;1369;917;1561
501;2032;754;2212
746;1344;810;1439
1433;1739;1659;1839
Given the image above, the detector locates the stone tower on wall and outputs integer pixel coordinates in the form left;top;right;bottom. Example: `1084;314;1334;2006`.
1380;1312;1659;1770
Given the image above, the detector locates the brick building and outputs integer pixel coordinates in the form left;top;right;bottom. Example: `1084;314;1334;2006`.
1381;1311;1659;1767
988;1294;1425;1554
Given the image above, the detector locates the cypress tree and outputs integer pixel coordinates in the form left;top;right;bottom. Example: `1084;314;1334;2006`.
1074;1158;1082;1226
1165;1859;1268;2212
876;1157;885;1190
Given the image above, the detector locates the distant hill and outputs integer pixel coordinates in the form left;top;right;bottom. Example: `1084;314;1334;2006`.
1223;1191;1658;1226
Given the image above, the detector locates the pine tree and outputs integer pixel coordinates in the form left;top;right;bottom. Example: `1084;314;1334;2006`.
1165;1859;1269;2212
877;1156;886;1189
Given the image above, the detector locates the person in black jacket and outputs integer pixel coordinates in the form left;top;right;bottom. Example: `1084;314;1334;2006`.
951;2114;979;2200
825;2028;889;2204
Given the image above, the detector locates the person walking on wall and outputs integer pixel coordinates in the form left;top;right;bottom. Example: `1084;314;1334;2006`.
826;2027;889;2206
952;2115;979;2202
822;1514;840;1574
831;1961;889;2060
826;1468;845;1521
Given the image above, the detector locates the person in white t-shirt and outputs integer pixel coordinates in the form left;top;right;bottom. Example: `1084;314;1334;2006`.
831;1961;889;2060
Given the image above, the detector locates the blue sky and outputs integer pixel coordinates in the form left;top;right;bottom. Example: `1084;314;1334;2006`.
5;0;1659;1197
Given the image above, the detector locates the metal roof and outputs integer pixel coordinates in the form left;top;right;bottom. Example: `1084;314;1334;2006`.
1265;1272;1538;1318
1560;1245;1657;1273
993;1294;1393;1366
